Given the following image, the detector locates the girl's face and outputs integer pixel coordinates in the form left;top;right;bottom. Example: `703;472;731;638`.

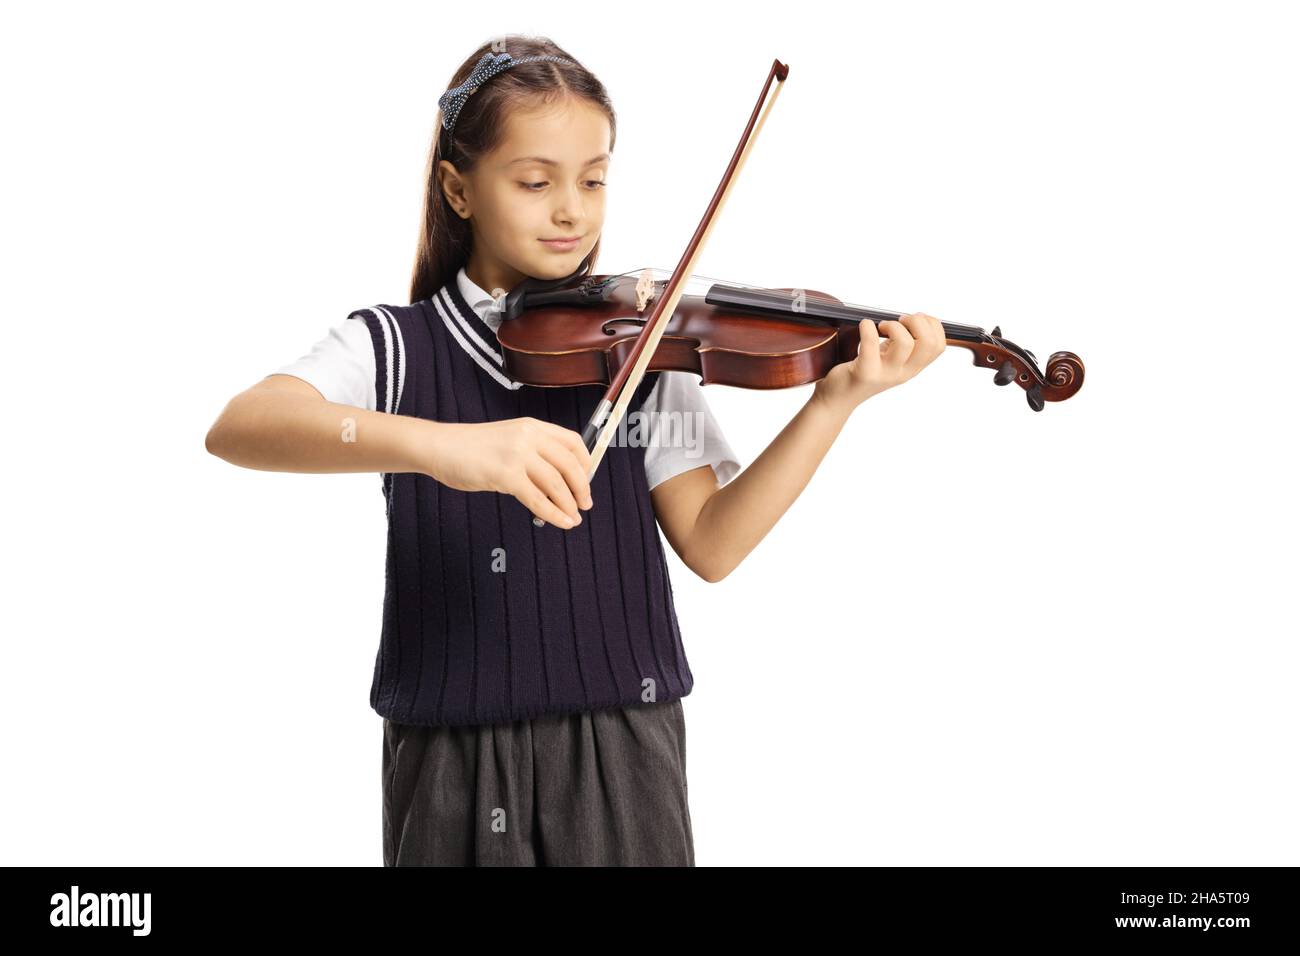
441;95;611;295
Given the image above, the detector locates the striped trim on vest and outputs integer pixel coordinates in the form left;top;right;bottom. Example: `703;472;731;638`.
349;305;407;504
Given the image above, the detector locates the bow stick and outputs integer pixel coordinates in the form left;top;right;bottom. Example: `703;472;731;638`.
533;57;790;527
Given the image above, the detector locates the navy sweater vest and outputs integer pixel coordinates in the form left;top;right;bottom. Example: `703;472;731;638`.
348;278;693;727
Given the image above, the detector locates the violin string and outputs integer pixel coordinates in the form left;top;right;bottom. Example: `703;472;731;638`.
603;268;992;340
628;266;932;324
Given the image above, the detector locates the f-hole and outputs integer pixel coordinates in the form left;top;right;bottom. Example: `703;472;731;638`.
602;318;648;336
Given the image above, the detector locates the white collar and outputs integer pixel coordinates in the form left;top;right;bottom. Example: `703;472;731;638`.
455;267;505;332
432;266;520;390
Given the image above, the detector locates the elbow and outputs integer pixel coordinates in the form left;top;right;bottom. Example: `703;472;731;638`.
205;401;242;461
206;389;261;462
205;421;231;461
692;556;734;584
682;526;736;583
205;421;224;458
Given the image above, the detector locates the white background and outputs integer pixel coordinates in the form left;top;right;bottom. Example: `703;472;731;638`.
2;0;1296;865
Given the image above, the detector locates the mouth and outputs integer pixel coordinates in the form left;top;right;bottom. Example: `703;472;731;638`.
539;236;582;252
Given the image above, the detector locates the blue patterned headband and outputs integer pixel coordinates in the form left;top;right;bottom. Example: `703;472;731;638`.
438;51;577;134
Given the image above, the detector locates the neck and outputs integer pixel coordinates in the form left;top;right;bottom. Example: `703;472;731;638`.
465;253;526;299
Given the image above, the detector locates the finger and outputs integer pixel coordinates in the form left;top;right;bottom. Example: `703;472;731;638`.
526;458;581;524
878;317;915;367
929;314;948;355
920;312;946;350
854;318;883;376
919;312;948;361
539;436;593;511
544;422;594;475
517;481;578;529
900;312;941;362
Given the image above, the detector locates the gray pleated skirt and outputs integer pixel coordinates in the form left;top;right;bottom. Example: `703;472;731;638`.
382;697;694;866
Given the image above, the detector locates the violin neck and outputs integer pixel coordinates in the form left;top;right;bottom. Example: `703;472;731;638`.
705;284;985;342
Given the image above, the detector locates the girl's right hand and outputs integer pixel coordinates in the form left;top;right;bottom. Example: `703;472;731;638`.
414;417;593;528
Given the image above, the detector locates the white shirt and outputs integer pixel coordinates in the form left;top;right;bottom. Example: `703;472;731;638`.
272;267;741;491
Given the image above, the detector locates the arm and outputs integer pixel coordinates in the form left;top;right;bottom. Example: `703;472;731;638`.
651;396;851;583
205;373;435;474
651;313;946;582
204;374;594;528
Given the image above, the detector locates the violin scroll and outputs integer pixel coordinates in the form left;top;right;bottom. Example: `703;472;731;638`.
969;324;1084;411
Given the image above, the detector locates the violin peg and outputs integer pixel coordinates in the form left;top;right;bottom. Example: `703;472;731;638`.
991;325;1002;339
994;360;1017;386
1025;384;1045;412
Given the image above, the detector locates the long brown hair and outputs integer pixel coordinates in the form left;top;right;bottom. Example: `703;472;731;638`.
410;36;617;304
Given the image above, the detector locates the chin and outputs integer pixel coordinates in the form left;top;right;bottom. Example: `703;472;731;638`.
529;253;584;280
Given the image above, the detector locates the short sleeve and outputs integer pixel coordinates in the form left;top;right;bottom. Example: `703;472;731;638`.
269;317;377;411
639;371;742;491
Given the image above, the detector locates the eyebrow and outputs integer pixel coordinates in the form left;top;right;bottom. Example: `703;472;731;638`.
507;153;610;168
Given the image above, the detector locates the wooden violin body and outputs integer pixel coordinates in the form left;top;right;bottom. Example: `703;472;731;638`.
496;270;1085;411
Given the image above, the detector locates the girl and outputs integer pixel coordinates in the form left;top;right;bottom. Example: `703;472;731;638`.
205;35;945;867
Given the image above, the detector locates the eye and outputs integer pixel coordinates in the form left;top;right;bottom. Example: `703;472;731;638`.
519;180;607;192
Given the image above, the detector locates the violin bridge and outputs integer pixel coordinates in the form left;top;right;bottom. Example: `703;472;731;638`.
635;268;657;313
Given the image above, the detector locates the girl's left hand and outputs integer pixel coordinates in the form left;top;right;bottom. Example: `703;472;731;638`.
811;312;947;414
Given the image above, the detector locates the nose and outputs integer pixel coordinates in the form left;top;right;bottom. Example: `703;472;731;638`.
551;182;585;227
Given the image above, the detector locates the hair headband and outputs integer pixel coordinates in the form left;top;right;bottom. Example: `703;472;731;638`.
438;51;577;134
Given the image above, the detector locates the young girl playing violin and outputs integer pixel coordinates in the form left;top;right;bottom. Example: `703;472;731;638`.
205;35;945;867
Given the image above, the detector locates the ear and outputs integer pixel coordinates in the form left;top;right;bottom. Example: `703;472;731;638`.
437;160;472;219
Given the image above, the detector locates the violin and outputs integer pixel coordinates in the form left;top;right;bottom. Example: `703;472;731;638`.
496;265;1085;413
506;57;1081;528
